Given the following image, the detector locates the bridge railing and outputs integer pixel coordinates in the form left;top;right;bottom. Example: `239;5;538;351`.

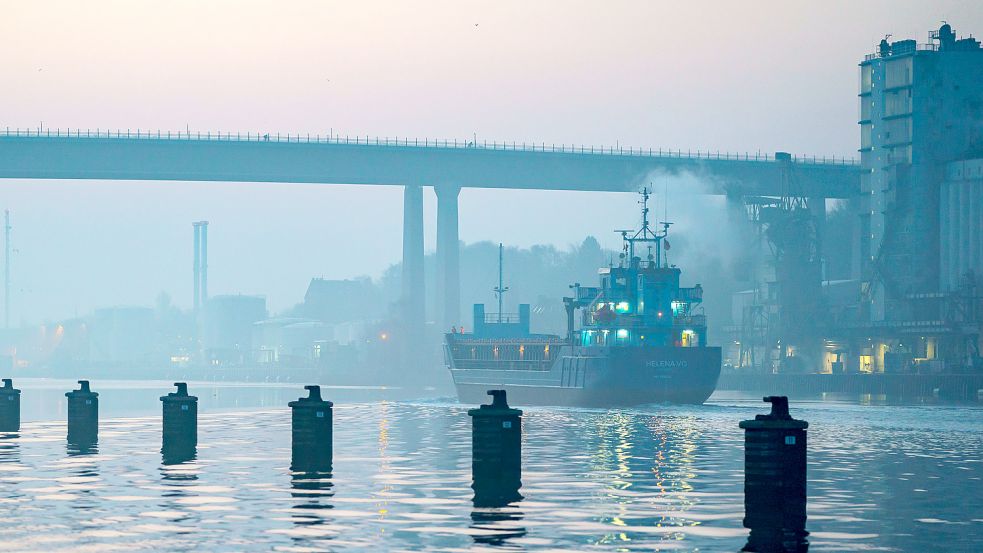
0;126;860;166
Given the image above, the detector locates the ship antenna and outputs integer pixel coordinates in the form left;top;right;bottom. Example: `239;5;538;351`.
493;242;510;323
661;178;671;266
640;186;651;239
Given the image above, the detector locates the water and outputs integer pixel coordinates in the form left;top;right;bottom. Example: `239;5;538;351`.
1;380;981;552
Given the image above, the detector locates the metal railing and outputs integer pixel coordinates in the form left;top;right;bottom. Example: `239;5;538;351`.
483;312;521;324
863;42;938;61
0;126;860;166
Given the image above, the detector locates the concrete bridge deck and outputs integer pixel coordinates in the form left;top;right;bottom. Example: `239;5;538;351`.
0;128;862;333
0;129;860;197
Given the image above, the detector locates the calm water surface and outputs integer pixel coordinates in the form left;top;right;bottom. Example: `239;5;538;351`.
0;379;981;552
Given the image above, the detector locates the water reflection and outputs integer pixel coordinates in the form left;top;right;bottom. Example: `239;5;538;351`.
161;436;197;466
470;443;526;545
583;411;708;547
286;471;336;546
0;431;20;463
64;445;101;512
67;438;98;456
290;472;334;511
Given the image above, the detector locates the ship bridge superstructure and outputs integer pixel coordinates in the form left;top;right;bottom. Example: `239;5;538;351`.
564;189;707;349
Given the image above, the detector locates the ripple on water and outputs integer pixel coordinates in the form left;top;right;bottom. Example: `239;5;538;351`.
0;400;979;551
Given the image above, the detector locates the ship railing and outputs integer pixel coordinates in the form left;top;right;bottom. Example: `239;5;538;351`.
452;359;553;371
673;315;707;327
446;335;565;344
0;127;860;166
483;313;521;324
575;286;602;303
676;287;703;303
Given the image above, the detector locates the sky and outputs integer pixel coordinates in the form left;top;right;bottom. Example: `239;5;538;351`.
1;0;982;322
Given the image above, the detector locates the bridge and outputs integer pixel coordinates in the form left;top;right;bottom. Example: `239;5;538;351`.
0;128;861;332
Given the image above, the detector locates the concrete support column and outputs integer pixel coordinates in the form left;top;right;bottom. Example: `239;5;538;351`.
401;185;425;329
435;184;461;331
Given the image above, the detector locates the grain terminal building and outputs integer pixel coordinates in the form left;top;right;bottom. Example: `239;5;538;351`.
729;24;983;378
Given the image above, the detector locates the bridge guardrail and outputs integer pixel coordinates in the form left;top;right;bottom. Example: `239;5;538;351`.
0;127;860;166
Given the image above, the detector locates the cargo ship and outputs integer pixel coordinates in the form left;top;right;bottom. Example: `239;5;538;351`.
444;189;721;407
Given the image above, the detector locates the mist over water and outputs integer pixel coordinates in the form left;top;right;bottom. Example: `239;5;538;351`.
3;2;983;552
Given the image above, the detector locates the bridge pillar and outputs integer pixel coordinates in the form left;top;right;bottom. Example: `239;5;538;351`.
435;184;461;331
401;185;425;332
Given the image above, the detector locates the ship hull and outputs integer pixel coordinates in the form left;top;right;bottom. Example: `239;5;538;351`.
449;345;721;408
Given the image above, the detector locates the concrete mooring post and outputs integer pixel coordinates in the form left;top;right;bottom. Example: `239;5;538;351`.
66;380;98;445
160;382;198;463
0;378;20;432
288;385;333;472
468;389;522;507
739;396;809;552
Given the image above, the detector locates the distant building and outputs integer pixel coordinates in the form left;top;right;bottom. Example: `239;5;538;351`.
204;295;267;365
253;317;333;365
303;278;383;323
88;307;155;365
940;159;983;291
858;23;983;321
849;23;983;372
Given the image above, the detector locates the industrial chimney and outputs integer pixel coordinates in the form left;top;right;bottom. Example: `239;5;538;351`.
192;221;209;313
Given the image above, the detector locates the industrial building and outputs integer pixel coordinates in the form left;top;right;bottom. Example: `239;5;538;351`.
203;294;267;365
730;24;983;376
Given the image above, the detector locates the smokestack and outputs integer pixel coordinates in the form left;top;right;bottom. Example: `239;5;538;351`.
193;222;201;314
200;221;208;304
4;210;9;329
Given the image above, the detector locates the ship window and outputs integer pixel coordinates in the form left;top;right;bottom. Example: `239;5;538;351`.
681;329;697;347
615;329;630;344
615;301;631;314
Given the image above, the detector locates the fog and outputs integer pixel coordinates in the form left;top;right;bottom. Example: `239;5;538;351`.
0;1;981;380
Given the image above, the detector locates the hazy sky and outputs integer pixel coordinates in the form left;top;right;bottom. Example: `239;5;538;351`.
2;1;982;322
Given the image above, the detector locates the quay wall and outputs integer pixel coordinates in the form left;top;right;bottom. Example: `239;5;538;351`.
717;373;983;402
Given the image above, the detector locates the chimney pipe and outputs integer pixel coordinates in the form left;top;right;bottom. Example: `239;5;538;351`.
193;222;201;314
200;221;208;304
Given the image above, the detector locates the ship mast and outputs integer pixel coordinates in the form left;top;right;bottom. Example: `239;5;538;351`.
622;188;672;268
493;242;510;322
